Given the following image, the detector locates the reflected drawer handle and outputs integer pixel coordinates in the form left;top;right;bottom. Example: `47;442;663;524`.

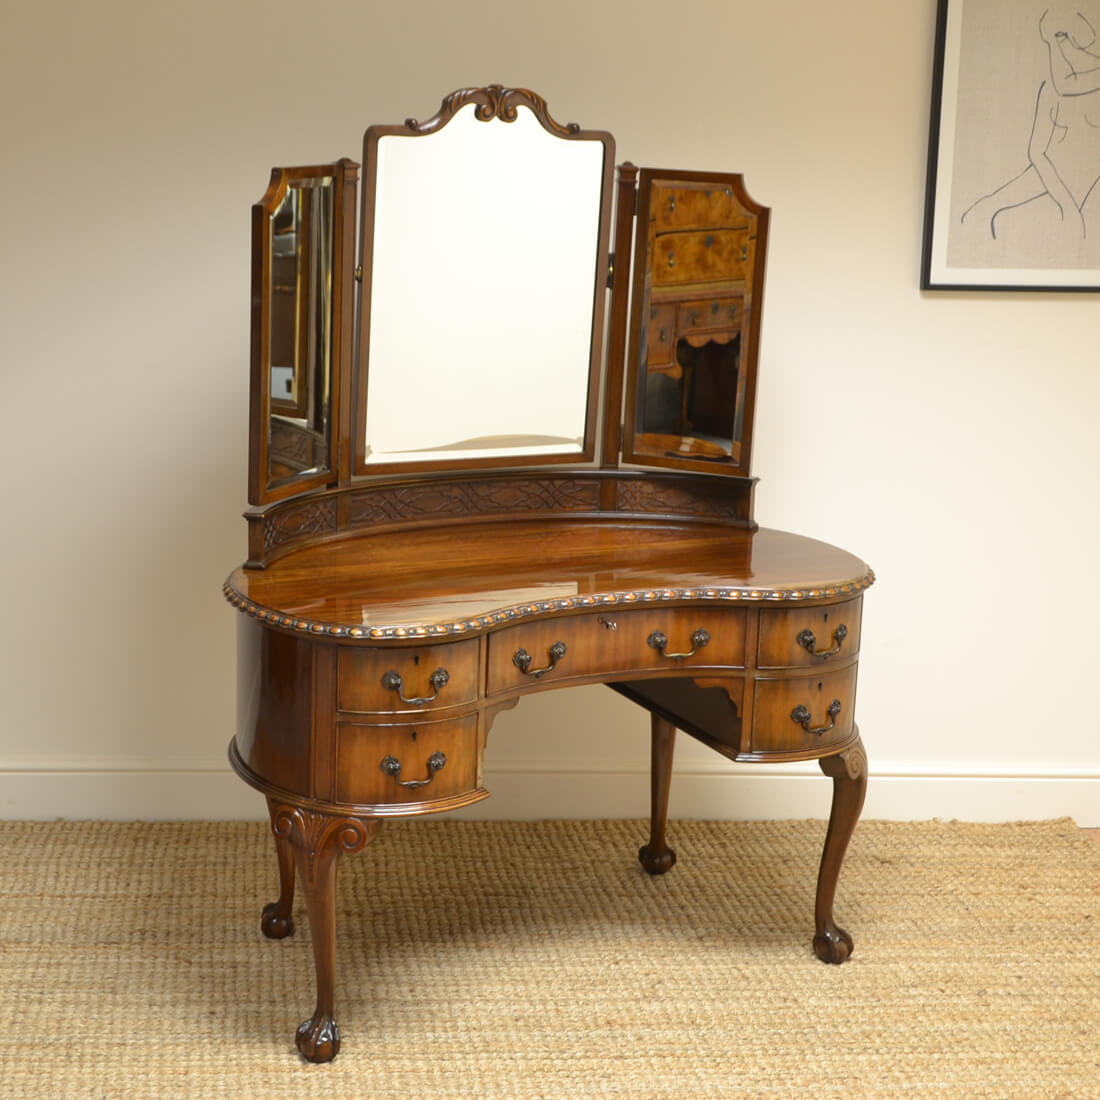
513;641;567;677
380;751;446;789
796;625;848;659
381;667;449;706
790;700;842;736
647;629;710;660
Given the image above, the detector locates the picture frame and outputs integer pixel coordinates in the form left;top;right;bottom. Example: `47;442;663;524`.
921;0;1100;291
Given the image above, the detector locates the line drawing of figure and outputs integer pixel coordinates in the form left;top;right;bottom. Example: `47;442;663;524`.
961;6;1100;244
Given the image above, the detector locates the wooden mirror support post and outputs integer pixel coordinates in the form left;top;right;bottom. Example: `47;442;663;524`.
226;86;874;1062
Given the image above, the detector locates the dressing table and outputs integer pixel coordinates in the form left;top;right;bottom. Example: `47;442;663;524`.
225;85;874;1062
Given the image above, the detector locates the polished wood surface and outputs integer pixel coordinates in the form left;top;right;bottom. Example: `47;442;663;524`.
228;520;872;637
229;516;872;1060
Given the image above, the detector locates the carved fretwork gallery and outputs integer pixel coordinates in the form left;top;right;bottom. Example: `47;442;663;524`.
227;85;875;1061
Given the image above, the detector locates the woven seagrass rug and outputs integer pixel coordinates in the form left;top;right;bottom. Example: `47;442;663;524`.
0;819;1096;1099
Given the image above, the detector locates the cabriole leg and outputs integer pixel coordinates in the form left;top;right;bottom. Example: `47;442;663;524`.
813;735;867;964
261;797;296;939
269;804;379;1063
639;714;677;875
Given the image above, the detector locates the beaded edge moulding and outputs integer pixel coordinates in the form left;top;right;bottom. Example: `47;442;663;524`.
222;571;876;641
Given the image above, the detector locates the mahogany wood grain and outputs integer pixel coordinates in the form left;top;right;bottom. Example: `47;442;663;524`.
260;796;296;939
751;666;858;754
337;640;480;713
757;599;862;669
486;606;746;696
814;738;868;963
638;714;678;875
228;520;872;638
334;714;479;804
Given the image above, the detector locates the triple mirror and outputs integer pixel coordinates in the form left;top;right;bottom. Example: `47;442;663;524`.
248;87;768;505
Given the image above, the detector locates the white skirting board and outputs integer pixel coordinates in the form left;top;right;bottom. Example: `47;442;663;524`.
0;760;1096;824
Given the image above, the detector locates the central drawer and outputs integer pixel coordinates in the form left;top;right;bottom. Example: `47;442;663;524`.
487;607;747;696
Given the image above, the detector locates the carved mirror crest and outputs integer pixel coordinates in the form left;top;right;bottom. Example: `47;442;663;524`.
621;169;769;477
353;86;615;475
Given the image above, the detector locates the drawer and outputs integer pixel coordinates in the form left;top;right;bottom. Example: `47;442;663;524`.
337;639;479;714
335;714;479;806
487;607;747;696
757;599;862;670
652;229;752;286
646;303;677;367
652;183;750;232
751;666;857;754
677;296;741;335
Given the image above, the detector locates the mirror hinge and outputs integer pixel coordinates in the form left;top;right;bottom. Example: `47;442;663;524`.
606;253;615;289
354;265;363;282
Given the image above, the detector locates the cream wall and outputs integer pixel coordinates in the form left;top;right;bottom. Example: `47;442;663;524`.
1;0;1096;823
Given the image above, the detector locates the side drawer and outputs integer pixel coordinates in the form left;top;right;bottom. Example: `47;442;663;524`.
751;666;857;754
337;639;480;714
646;302;677;367
335;714;479;806
652;229;752;286
487;607;747;696
652;182;750;232
677;296;741;335
756;598;862;670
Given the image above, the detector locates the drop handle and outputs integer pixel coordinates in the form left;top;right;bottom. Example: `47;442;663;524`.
381;667;449;706
790;700;842;736
380;751;446;789
796;624;848;659
647;629;710;660
513;641;567;677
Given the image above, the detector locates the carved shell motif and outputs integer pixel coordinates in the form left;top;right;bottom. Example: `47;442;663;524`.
269;805;377;886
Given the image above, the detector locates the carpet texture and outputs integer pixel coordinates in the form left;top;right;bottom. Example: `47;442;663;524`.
0;818;1096;1098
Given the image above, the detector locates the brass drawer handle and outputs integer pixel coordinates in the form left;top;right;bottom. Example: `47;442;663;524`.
790;700;842;736
380;751;446;789
381;667;449;706
647;629;710;660
513;641;567;677
796;624;848;659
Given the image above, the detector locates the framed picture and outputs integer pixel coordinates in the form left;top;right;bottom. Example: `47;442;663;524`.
921;0;1100;290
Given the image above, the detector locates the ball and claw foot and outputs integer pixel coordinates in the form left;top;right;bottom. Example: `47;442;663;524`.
638;844;677;876
260;901;294;939
813;925;854;964
296;1012;340;1063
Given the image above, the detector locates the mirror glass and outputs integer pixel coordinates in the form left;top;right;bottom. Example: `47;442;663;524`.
361;104;607;466
267;176;334;487
630;176;759;467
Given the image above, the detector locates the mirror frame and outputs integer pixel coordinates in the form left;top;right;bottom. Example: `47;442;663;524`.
248;160;358;506
351;85;615;477
620;168;769;479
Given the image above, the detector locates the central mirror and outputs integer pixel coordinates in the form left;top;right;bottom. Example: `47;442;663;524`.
354;87;614;474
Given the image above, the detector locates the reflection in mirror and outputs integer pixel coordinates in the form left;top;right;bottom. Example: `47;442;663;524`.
267;176;334;487
360;99;610;468
628;175;762;471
